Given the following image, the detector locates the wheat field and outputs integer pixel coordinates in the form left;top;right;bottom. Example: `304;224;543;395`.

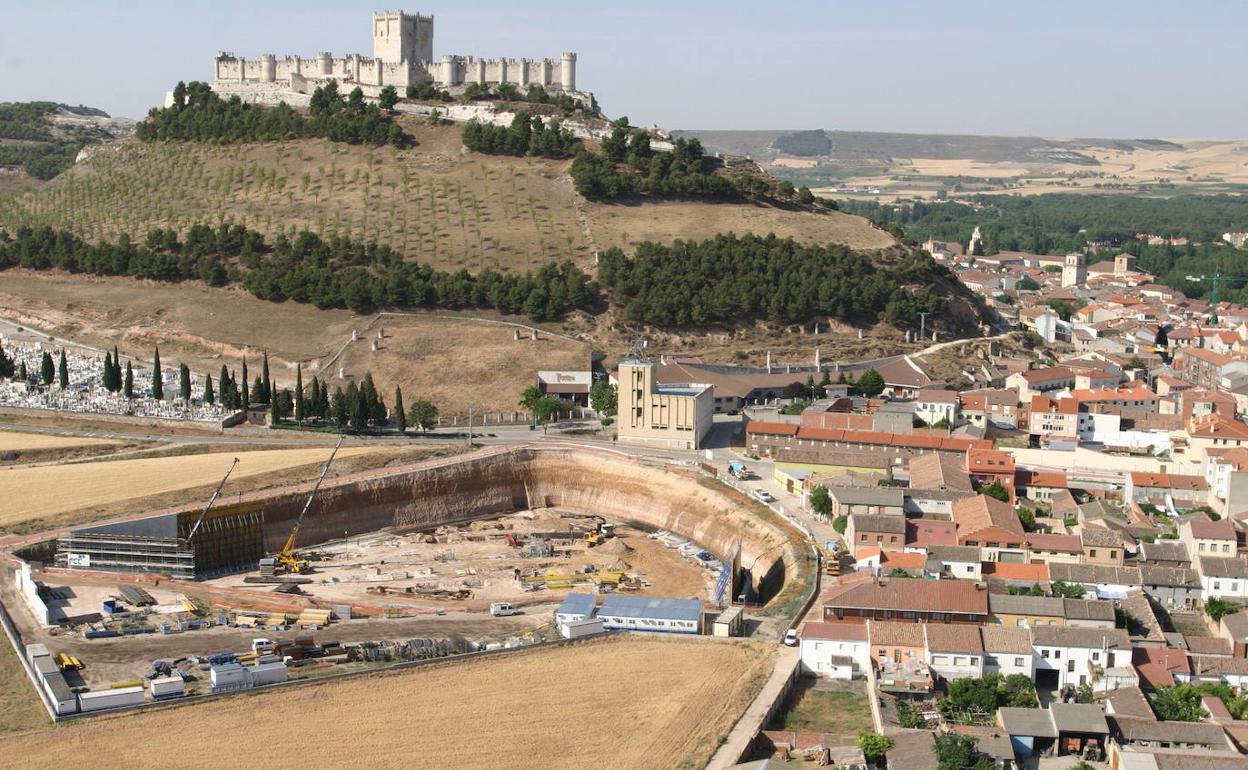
0;431;118;452
0;446;378;526
0;635;772;770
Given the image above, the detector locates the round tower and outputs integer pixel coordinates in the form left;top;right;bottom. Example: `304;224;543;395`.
441;55;455;87
260;54;276;82
318;52;333;76
540;59;552;86
560;52;577;92
475;59;486;84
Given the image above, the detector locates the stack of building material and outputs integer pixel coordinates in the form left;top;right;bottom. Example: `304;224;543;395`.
295;608;332;626
118;586;156;606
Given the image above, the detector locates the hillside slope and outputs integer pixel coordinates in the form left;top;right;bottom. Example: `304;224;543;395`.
0;118;894;275
0;102;133;194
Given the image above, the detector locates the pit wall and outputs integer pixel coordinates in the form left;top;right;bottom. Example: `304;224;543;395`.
256;446;797;599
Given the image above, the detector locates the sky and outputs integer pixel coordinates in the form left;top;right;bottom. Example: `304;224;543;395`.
2;0;1246;139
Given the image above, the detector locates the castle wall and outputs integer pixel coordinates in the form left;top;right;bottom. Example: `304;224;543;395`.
426;56;572;91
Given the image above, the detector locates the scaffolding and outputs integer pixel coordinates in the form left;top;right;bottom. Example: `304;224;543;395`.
54;501;265;580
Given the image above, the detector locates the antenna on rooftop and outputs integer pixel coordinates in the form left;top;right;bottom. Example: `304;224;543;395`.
625;336;650;364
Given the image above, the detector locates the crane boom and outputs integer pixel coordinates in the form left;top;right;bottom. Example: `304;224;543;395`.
186;457;240;544
279;436;343;560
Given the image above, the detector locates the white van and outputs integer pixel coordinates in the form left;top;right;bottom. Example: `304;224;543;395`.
490;602;522;617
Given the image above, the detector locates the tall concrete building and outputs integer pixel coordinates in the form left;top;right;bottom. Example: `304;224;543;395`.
617;361;713;450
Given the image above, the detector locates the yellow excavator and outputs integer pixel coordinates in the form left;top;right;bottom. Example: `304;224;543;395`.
270;437;342;575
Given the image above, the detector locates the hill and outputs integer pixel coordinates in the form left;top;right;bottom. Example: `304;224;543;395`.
0;108;993;416
0;118;894;277
676;128;1246;199
0;102;133;194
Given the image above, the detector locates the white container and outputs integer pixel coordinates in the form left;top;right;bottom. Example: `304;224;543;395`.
248;661;288;687
210;662;250;689
77;686;145;712
150;676;185;699
559;618;605;639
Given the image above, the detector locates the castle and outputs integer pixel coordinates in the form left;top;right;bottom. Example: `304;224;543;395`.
210;11;579;103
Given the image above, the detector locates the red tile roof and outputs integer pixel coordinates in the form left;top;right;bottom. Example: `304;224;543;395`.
822;578;989;615
800;621;869;642
983;562;1050;582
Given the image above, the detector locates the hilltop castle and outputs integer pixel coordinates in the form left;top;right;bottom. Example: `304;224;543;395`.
210;11;579;103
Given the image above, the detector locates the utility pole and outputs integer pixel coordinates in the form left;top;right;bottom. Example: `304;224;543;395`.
466;403;480;448
918;312;930;343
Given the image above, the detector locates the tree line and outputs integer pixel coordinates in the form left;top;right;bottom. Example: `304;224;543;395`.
136;81;408;147
597;233;949;327
839;194;1248;305
570;130;740;201
0;224;597;322
461;112;580;159
0;101;115;179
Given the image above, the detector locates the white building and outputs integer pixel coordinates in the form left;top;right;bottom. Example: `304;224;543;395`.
914;389;959;426
798;621;870;679
924;624;985;682
1197;556;1248;600
1030;626;1131;691
595;595;703;634
980;626;1035;679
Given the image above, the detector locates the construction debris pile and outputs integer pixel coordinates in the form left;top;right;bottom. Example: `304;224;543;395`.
351;638;474;663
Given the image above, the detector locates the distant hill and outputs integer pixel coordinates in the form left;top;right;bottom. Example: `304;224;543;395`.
0;102;133;191
675;127;1245;199
678;128;1182;164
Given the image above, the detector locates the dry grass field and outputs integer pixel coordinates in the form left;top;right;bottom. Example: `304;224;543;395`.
0;445;380;527
331;314;589;414
0;635;773;770
0;431;118;452
0;640;47;734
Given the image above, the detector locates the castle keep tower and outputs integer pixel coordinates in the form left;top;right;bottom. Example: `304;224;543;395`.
373;11;434;64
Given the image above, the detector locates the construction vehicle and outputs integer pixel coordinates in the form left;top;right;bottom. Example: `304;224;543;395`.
55;652;84;671
266;437;342;575
561;513;614;546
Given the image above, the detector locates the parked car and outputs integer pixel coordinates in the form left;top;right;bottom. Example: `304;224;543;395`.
490;602;522;617
754;489;775;504
783;629;798;647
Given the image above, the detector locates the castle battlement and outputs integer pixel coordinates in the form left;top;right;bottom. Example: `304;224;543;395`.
211;10;578;99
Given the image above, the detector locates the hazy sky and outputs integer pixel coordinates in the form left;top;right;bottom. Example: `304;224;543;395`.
2;0;1245;138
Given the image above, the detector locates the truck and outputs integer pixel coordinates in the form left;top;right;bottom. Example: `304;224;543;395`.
490;602;522;617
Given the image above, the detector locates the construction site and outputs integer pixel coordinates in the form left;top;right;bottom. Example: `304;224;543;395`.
1;443;805;720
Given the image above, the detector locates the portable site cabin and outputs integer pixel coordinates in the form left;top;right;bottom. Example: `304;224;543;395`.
711;605;744;637
555;593;596;628
596;595;703;635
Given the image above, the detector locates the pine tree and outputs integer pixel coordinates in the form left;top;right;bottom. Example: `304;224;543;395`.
179;363;192;401
40;351;54;385
151;347;163;400
251;376;265;406
261;351;271;403
295;364;305;422
112;346;121;391
203;373;215;405
19;361;28;382
347;381;367;432
241;359;250;409
393;386;406;432
124;361;134;398
57;350;68;389
270;391;280;425
102;352;113;391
